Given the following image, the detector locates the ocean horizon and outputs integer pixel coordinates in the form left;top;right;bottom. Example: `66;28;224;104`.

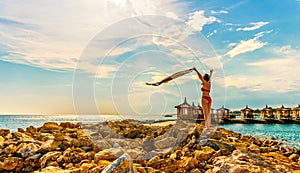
1;114;299;148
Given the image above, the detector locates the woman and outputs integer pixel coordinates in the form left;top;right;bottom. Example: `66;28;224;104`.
193;67;213;129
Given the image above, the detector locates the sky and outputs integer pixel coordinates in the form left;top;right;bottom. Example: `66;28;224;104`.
0;0;300;115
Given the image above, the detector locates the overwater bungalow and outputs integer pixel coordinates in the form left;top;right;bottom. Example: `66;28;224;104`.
275;105;291;120
216;106;230;119
291;104;300;120
261;104;274;119
175;98;203;120
175;97;193;120
241;105;254;119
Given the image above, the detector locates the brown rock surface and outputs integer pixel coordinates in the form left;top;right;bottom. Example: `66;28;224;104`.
0;120;299;172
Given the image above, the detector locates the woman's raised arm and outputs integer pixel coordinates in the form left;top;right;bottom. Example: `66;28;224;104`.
209;69;213;82
193;67;204;83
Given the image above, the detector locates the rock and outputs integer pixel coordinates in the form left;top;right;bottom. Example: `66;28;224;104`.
289;154;299;162
176;131;187;144
41;122;62;131
190;168;202;173
0;128;10;137
39;140;61;152
40;151;61;167
17;143;39;157
0;157;20;170
203;139;235;156
127;149;140;159
170;150;181;160
60;122;80;128
36;166;65;172
136;166;159;173
0;136;4;143
95;148;124;162
229;165;249;173
12;131;34;142
53;133;65;141
211;149;300;173
28;153;43;160
80;163;94;172
101;154;137;173
95;140;112;150
263;152;291;163
3;144;17;155
248;144;260;153
96;160;111;168
180;157;198;170
194;147;215;162
142;139;155;152
147;156;160;167
154;137;176;149
210;130;222;140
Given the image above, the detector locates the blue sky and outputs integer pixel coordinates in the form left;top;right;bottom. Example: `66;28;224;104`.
0;0;300;115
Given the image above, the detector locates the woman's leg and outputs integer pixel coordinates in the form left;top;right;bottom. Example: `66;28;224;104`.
207;102;212;128
202;99;209;128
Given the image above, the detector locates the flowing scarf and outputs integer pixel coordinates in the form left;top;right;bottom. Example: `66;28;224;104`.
146;68;193;86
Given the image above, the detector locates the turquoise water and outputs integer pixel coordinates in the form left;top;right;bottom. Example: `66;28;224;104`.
220;123;300;148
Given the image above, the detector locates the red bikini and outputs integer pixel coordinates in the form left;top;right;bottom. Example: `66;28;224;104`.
201;87;212;104
202;96;212;104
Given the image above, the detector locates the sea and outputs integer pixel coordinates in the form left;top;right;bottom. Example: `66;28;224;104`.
0;114;299;148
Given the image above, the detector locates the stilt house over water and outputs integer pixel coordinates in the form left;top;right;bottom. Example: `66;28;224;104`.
216;106;230;120
275;105;292;120
241;105;254;119
261;105;274;119
291;104;300;120
175;97;203;120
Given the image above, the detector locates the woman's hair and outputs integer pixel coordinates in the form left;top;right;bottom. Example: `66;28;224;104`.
203;74;210;82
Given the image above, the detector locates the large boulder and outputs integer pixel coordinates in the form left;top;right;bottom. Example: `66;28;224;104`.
40;122;63;132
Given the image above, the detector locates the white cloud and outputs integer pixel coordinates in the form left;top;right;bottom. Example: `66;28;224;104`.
149;10;221;48
274;45;293;55
211;10;228;14
170;48;194;57
237;21;269;31
0;0;186;71
186;10;221;31
225;32;268;58
226;46;300;93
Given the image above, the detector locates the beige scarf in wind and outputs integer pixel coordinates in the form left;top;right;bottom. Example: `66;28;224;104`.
146;68;193;86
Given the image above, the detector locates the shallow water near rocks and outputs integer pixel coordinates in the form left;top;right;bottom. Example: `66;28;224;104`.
220;123;300;148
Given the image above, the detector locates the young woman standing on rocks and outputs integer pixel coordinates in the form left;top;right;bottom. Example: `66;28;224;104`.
193;67;213;129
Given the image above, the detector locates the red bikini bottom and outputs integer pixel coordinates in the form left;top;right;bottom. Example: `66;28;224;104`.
202;96;212;105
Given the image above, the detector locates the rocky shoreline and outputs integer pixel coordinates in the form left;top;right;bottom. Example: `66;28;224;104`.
0;120;300;173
